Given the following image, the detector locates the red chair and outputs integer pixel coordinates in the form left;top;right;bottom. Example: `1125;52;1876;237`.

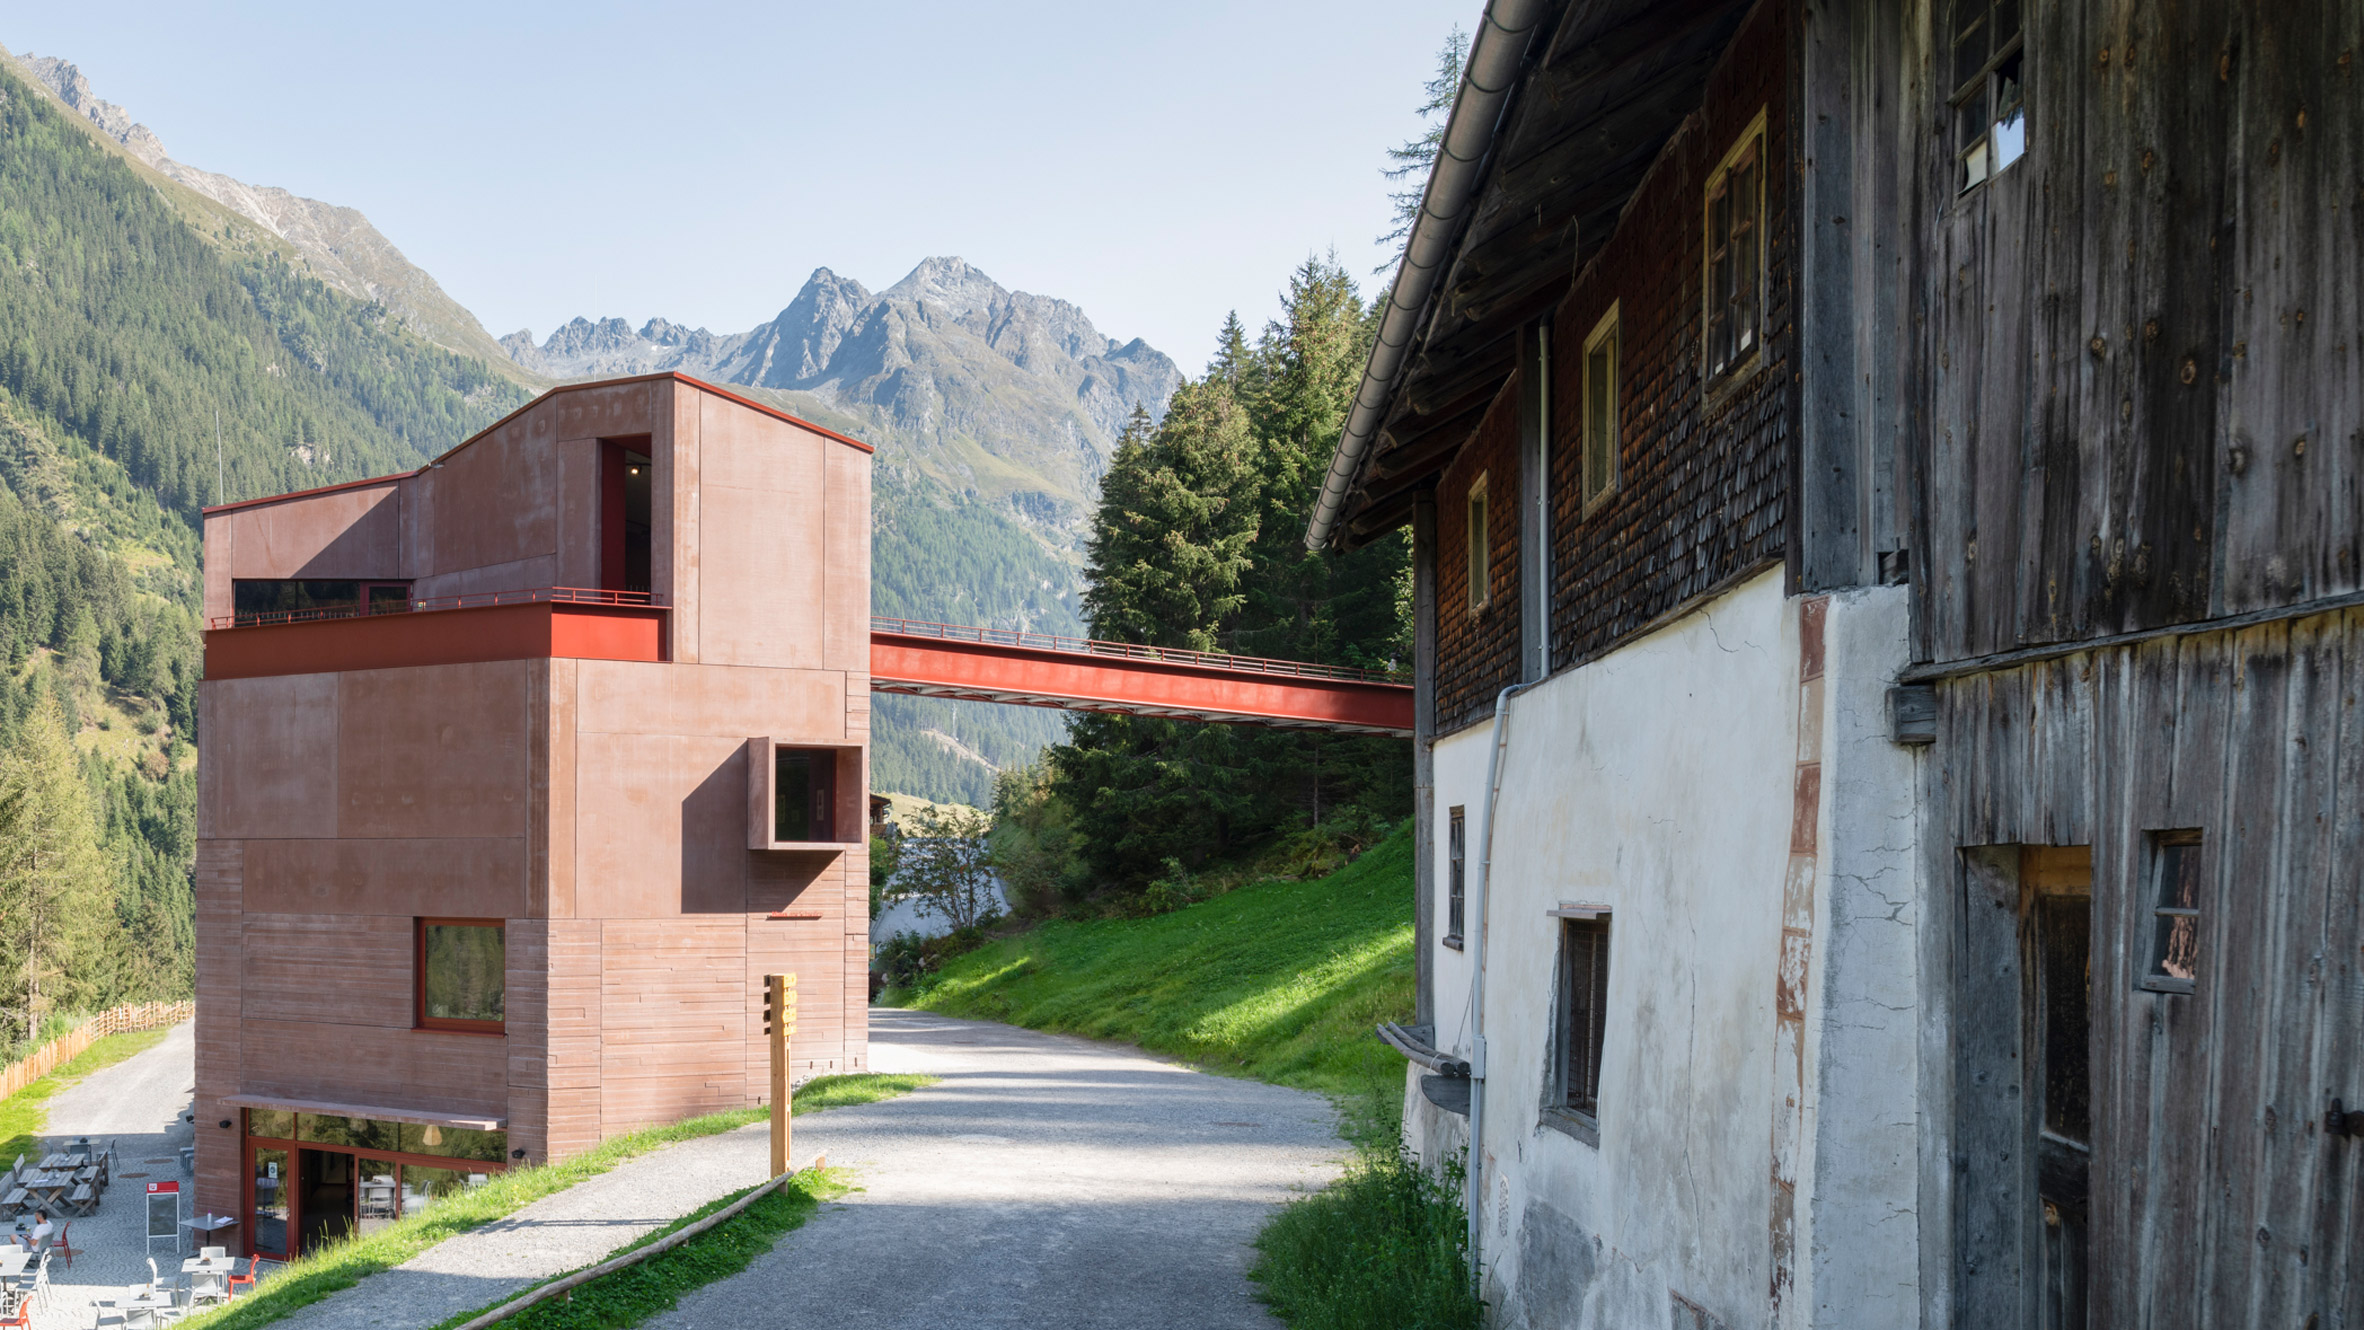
227;1259;256;1299
49;1223;72;1271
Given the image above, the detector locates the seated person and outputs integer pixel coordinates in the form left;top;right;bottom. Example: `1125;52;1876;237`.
25;1211;51;1251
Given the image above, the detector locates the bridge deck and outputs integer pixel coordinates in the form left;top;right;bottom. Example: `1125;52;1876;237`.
868;618;1413;737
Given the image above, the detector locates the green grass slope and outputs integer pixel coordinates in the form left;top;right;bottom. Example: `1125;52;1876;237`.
902;826;1415;1125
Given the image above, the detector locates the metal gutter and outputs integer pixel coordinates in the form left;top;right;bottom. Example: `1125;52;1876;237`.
1304;0;1549;550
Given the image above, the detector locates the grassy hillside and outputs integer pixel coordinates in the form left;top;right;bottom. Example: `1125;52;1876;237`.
900;826;1416;1125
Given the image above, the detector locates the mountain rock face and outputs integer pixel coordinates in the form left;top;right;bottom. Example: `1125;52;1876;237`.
3;48;517;370
505;258;1183;513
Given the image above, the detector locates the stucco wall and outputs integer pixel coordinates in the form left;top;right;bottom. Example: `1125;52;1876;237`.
1410;572;1917;1330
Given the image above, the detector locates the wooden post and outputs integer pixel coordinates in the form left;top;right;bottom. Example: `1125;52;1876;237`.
765;973;797;1177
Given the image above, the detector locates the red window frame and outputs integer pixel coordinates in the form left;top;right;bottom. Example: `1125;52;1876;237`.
414;917;506;1034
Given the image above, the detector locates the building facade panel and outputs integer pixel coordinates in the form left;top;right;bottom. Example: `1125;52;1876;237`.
333;660;532;840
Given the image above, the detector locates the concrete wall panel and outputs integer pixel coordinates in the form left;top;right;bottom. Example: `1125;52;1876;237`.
429;417;559;580
240;913;415;1028
574;659;845;742
241;837;528;918
336;661;530;839
599;918;748;1132
823;441;871;672
227;483;405;583
660;381;699;663
570;731;749;918
241;1019;509;1121
206;675;340;839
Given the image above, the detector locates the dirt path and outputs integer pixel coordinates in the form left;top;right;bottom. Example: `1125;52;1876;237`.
648;1008;1346;1330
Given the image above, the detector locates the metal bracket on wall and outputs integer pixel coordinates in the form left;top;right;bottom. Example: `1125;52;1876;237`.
2329;1098;2360;1139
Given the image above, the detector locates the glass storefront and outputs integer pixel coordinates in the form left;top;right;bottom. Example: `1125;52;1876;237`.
244;1111;505;1259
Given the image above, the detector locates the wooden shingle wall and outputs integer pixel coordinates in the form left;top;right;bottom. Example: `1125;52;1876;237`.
1435;382;1526;736
1546;0;1793;676
1916;1;2364;663
1926;608;2363;1327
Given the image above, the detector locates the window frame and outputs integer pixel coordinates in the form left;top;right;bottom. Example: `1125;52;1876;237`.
1948;0;2027;193
1702;110;1769;389
1544;907;1612;1145
1580;303;1621;513
1444;806;1467;950
2139;830;2204;995
1465;473;1491;614
415;917;507;1035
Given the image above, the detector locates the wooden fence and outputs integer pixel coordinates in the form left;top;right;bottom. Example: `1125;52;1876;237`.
0;1000;194;1102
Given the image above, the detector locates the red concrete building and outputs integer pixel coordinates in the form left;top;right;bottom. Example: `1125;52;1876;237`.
192;374;873;1260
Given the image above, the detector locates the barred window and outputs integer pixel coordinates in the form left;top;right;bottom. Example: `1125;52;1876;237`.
1556;914;1611;1118
1445;807;1467;948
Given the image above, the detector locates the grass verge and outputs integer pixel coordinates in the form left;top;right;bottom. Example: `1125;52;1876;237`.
894;825;1415;1138
0;1026;176;1165
432;1168;850;1330
187;1072;934;1329
1251;1149;1481;1330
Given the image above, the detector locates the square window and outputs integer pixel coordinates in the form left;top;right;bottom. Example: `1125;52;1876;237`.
2141;831;2204;994
1445;807;1467;949
417;919;505;1032
1465;475;1490;613
1950;0;2027;193
1581;306;1621;508
1556;916;1611;1121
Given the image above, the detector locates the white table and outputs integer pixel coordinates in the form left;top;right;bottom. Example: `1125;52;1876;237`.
183;1255;237;1304
0;1248;28;1280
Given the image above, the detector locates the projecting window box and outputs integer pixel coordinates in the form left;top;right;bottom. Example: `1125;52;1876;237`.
745;737;867;851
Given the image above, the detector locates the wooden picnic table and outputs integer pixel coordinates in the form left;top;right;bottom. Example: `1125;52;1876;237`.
16;1171;70;1209
35;1154;84;1172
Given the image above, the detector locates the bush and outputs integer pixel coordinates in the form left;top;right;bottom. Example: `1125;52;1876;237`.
1251;1148;1483;1330
873;924;999;993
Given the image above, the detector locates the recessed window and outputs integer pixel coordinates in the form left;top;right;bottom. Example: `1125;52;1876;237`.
1950;0;2026;191
774;748;840;842
1444;807;1467;949
417;919;504;1033
1465;474;1491;613
1581;306;1620;508
1704;116;1767;383
1555;913;1611;1124
2141;831;2204;994
232;579;413;625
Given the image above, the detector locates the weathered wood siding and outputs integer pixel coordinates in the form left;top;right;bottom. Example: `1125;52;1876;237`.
1916;1;2364;663
1435;382;1526;736
1924;608;2363;1327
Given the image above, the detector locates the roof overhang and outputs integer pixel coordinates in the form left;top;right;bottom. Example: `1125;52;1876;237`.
1308;0;1758;551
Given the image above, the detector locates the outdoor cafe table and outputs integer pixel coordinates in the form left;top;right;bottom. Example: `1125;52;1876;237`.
181;1213;238;1255
17;1170;70;1209
183;1254;237;1303
35;1154;84;1172
0;1248;27;1282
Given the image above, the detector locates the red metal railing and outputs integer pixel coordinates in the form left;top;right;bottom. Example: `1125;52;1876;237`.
211;587;662;631
870;616;1409;685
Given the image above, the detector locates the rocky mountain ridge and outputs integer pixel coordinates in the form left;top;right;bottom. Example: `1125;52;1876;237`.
505;257;1182;516
2;47;520;371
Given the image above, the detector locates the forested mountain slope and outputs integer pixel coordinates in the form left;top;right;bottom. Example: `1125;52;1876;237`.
0;54;531;1047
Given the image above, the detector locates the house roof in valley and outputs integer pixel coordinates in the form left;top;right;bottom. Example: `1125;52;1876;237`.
1307;0;1756;551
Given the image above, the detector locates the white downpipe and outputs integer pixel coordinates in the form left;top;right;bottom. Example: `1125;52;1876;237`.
1465;680;1533;1288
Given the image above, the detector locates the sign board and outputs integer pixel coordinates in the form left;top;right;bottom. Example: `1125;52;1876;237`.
147;1180;181;1251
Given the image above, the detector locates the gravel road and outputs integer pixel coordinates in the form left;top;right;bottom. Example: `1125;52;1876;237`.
648;1008;1346;1330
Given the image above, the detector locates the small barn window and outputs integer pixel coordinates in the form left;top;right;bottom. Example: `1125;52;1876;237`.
1554;914;1611;1126
1703;114;1767;383
1465;474;1490;613
2141;830;2204;994
1581;306;1620;509
1445;807;1467;949
1950;0;2026;191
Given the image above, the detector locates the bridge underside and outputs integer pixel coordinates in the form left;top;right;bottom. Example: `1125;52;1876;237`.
868;628;1413;737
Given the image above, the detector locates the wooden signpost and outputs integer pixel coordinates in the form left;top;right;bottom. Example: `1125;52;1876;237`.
764;973;797;1177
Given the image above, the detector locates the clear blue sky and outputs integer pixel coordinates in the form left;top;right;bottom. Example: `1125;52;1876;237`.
6;1;1460;373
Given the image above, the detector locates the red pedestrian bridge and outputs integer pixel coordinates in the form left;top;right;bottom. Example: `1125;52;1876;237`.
869;617;1412;737
203;591;1411;737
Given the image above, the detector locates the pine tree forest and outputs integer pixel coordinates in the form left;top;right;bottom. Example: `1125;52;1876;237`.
996;262;1415;909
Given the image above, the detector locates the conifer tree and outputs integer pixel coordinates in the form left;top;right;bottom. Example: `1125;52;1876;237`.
1082;387;1261;652
0;695;112;1047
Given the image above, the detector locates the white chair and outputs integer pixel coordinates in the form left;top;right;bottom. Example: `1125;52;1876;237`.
199;1247;225;1261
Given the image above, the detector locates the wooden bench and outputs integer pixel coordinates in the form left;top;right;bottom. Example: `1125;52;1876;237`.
62;1185;94;1218
0;1191;25;1219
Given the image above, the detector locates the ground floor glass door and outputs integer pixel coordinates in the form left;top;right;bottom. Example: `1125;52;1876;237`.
250;1149;288;1258
296;1150;355;1252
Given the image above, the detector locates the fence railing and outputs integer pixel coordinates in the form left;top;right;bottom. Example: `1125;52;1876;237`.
0;1001;194;1102
870;616;1410;685
211;587;662;631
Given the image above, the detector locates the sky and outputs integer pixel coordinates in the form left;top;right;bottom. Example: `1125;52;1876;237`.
5;1;1460;374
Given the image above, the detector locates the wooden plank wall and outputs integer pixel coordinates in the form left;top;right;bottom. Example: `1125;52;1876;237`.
1916;0;2364;663
1926;608;2362;1327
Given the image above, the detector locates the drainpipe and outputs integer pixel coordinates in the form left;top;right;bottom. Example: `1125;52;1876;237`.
1465;679;1534;1290
1303;0;1547;551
